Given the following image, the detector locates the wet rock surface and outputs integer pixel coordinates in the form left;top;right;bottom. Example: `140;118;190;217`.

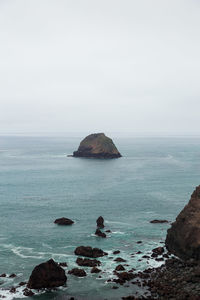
95;228;106;238
144;258;200;299
68;268;86;277
166;185;200;260
114;257;127;263
91;267;101;273
54;218;74;225
76;257;101;267
150;219;168;224
27;259;67;289
74;246;107;258
96;216;104;228
115;265;125;271
23;288;35;297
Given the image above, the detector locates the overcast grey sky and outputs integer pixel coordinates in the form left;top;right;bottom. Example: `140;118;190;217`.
0;0;200;135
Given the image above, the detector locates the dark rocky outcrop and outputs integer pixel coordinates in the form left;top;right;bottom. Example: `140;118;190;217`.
152;247;164;256
73;133;121;159
10;287;16;293
166;185;200;260
115;271;135;283
96;216;104;228
76;257;101;267
113;250;120;255
18;281;26;287
114;257;126;262
68;268;86;277
91;267;101;273
54;218;74;225
145;258;200;299
27;259;67;289
74;246;107;258
58;262;67;267
150;219;168;224
115;264;125;271
95;228;106;238
23;288;35;297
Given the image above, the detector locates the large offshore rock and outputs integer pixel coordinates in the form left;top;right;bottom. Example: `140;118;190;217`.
27;259;67;289
73;133;121;158
166;186;200;260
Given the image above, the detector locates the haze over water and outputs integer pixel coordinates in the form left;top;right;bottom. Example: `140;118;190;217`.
1;134;200;299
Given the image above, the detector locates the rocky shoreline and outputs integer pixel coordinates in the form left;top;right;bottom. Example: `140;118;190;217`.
2;187;200;299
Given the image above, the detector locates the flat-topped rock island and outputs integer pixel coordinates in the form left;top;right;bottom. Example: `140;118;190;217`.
73;133;122;158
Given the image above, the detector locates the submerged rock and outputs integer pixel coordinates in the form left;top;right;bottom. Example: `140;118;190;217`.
166;185;200;260
95;228;106;238
27;259;67;289
74;246;107;258
54;217;74;225
96;216;104;228
73;133;122;159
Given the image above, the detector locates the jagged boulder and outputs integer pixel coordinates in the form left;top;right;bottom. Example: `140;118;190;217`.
27;259;67;289
166;186;200;260
73;133;121;158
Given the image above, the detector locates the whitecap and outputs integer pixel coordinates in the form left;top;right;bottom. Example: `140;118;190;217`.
105;220;133;226
111;231;125;235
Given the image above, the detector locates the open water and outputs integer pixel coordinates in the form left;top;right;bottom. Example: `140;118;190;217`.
1;135;200;299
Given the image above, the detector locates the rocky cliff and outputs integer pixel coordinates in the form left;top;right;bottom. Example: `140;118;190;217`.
73;133;121;158
166;185;200;260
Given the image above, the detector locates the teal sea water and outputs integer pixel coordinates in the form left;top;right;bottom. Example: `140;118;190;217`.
1;135;200;299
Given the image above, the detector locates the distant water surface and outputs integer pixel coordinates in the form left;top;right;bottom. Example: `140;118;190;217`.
0;135;200;299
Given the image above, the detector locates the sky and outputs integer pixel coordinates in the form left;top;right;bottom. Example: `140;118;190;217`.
0;0;200;135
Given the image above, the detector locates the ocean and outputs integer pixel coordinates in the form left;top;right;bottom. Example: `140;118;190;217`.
0;134;200;299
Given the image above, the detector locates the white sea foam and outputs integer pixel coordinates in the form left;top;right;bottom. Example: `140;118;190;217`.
106;220;133;226
0;286;26;300
1;244;71;260
111;231;125;235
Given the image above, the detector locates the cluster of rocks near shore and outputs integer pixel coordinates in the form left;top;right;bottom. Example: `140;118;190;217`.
0;216;170;299
3;186;200;299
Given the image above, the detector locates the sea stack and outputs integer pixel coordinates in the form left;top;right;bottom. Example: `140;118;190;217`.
73;133;121;158
166;185;200;260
